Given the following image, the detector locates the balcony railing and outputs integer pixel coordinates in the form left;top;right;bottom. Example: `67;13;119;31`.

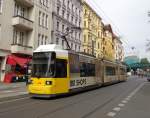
11;44;33;55
12;15;33;31
15;0;34;7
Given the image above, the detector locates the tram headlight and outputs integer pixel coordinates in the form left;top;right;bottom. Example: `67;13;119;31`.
45;81;52;85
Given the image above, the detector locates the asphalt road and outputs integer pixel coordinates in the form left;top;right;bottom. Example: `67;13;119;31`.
0;76;148;118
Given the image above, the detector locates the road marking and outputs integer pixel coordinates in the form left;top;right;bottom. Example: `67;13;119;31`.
19;92;28;94
118;103;125;107
2;90;14;93
125;97;130;101
107;112;116;117
128;83;145;98
122;100;128;104
106;82;146;118
113;107;121;112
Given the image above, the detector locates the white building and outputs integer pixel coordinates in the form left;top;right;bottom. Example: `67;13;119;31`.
51;0;83;52
0;0;52;82
114;36;124;62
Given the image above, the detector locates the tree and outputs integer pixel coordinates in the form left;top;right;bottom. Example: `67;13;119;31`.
140;58;149;64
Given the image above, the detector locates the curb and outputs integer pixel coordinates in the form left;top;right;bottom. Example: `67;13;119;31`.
0;94;30;103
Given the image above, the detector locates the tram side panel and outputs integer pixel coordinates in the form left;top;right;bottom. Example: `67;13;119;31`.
119;66;127;81
95;59;103;85
103;61;119;84
69;53;98;91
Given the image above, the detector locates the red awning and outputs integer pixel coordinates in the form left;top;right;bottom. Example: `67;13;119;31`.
7;55;31;67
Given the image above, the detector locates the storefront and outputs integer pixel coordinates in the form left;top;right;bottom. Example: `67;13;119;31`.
4;54;31;83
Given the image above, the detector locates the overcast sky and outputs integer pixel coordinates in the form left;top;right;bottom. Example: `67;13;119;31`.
86;0;150;59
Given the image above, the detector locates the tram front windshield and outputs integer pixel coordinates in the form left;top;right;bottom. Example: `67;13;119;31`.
31;52;56;78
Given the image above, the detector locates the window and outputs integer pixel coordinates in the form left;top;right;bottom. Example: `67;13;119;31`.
13;29;17;44
79;33;80;40
62;24;64;33
56;21;59;30
14;4;26;17
62;10;65;18
38;34;41;46
45;36;47;44
45;15;48;28
67;12;69;20
57;6;60;15
0;0;3;13
106;66;116;76
0;24;1;41
55;59;67;78
67;0;70;7
84;21;86;27
84;35;86;42
19;32;24;45
56;38;59;44
46;0;48;7
42;13;45;27
75;44;77;51
62;40;64;48
80;63;95;77
39;11;42;26
41;35;44;45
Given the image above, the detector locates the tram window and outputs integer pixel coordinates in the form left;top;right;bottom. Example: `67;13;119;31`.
120;68;126;75
106;66;116;76
80;63;95;77
55;59;67;78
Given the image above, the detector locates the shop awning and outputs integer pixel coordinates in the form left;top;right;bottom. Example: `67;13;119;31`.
7;55;31;67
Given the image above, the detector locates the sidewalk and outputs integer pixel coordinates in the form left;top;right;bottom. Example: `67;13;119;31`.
0;82;28;102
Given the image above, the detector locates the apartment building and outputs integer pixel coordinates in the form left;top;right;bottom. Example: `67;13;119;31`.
114;35;124;62
103;24;115;61
51;0;83;52
0;0;52;82
83;1;103;58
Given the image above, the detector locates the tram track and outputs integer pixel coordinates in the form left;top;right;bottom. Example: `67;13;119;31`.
0;77;144;118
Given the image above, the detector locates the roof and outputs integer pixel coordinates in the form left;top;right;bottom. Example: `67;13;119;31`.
34;44;68;54
104;24;113;33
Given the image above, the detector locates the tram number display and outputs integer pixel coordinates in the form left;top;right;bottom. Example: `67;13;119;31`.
70;79;87;87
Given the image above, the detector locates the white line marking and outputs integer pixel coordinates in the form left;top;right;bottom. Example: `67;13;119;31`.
113;107;121;112
19;92;28;94
122;100;128;104
107;112;116;117
2;90;14;93
125;98;130;101
118;103;125;107
128;83;145;98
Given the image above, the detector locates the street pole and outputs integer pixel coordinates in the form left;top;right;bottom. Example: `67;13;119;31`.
61;27;81;50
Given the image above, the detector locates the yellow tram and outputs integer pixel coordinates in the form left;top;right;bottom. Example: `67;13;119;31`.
27;44;127;97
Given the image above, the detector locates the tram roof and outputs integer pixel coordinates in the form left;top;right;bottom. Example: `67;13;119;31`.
34;44;68;53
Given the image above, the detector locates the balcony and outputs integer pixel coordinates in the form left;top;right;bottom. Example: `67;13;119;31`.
12;16;33;31
11;44;33;55
15;0;34;7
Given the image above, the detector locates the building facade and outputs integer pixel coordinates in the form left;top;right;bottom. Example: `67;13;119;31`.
0;0;52;82
114;36;124;62
51;0;83;52
82;1;103;58
103;24;115;61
